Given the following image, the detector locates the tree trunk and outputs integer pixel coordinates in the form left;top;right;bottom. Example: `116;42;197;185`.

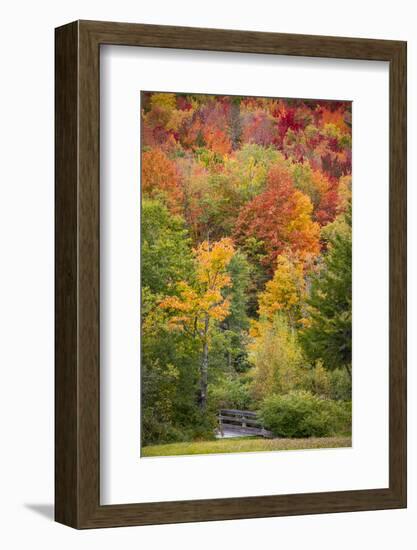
199;314;209;411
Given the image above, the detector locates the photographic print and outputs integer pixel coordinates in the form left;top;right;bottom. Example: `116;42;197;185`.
140;91;352;458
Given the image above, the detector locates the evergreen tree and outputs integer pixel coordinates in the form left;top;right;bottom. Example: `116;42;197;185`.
301;207;352;374
222;251;251;372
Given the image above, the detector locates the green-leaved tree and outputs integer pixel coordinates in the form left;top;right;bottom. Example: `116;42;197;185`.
301;207;352;375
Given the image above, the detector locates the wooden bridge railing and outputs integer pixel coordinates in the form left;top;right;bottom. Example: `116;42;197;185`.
217;408;272;438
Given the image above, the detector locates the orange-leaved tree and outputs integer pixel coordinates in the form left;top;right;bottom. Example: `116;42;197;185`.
160;238;235;410
142;148;183;213
234;163;320;272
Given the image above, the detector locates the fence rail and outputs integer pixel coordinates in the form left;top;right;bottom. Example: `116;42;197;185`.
217;408;272;438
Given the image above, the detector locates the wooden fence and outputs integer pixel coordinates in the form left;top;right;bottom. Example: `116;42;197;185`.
217;408;272;438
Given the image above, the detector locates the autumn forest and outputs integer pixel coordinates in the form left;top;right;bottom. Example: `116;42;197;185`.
141;91;352;456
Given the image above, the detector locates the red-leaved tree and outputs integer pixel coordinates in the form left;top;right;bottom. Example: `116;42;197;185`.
234;164;320;271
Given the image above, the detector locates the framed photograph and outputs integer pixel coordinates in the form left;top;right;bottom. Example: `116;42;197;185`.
55;20;406;528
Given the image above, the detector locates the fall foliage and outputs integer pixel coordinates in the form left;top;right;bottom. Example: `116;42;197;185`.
159;237;235;337
234;163;320;270
140;91;352;452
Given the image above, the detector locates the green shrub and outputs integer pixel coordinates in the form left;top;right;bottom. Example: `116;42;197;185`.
208;376;252;412
259;390;351;438
302;363;351;401
142;413;216;446
304;361;331;398
187;409;218;441
141;412;191;446
329;368;352;401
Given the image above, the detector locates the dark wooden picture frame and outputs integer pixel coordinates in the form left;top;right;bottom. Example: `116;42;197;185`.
55;20;407;529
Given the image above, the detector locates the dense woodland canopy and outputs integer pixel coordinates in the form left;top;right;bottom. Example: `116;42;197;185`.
141;92;352;446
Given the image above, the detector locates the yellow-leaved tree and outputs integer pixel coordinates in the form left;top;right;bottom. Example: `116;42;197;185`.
257;254;307;328
160;238;235;410
248;254;309;401
248;314;306;401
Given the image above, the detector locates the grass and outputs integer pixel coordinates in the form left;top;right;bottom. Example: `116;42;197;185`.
141;436;352;457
